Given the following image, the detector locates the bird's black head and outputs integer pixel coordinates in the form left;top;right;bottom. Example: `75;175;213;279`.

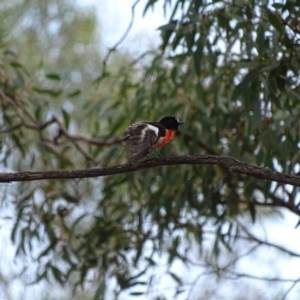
159;116;184;131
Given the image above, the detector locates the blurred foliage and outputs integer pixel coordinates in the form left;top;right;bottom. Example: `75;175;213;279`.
0;0;300;299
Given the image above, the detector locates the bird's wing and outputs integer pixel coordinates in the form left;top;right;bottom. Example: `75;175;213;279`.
124;123;159;164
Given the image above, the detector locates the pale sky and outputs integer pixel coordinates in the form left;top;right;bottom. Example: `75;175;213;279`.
98;0;167;54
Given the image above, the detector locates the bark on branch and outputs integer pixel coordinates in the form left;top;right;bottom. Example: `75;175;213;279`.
0;155;299;187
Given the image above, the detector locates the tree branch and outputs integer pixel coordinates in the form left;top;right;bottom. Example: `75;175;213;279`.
0;155;299;187
52;114;123;146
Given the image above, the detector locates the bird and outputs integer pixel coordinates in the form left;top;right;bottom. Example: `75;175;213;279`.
123;116;184;166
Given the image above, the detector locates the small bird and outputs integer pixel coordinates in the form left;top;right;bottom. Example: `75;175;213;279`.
123;116;184;165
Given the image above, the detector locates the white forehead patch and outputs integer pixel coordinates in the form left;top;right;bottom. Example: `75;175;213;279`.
176;118;179;122
147;124;159;136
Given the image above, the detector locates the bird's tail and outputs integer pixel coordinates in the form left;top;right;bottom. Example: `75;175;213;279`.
131;147;153;166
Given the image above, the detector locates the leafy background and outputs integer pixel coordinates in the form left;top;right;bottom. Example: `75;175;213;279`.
0;0;300;299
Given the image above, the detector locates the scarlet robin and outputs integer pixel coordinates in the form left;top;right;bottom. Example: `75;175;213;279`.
123;116;184;165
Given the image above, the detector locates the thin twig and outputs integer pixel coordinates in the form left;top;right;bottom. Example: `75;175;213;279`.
52;115;95;162
278;14;300;35
237;222;300;258
0;90;36;124
224;270;298;283
202;228;300;258
97;0;141;84
0;90;123;156
281;276;300;300
0;122;23;134
66;135;124;147
0;90;55;131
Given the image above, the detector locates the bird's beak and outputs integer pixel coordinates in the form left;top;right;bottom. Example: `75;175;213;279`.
179;122;184;125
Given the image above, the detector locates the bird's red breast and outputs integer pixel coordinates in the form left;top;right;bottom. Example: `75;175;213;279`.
155;129;175;148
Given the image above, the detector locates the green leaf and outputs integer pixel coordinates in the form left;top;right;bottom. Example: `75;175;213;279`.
231;83;242;101
11;133;25;156
172;32;184;50
295;219;300;229
272;3;283;9
46;73;61;80
248;202;256;223
169;272;183;285
143;0;158;16
161;27;174;52
217;12;228;29
37;244;53;261
62;109;70;129
268;12;283;34
10;61;29;76
11;220;20;244
51;266;64;285
256;24;265;54
72;213;89;229
129;292;144;296
10;61;24;68
33;87;62;97
194;39;203;76
68;89;81;97
94;282;106;300
252;97;262;129
157;23;176;31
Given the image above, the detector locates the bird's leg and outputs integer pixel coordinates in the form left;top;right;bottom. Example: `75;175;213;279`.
154;148;163;158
